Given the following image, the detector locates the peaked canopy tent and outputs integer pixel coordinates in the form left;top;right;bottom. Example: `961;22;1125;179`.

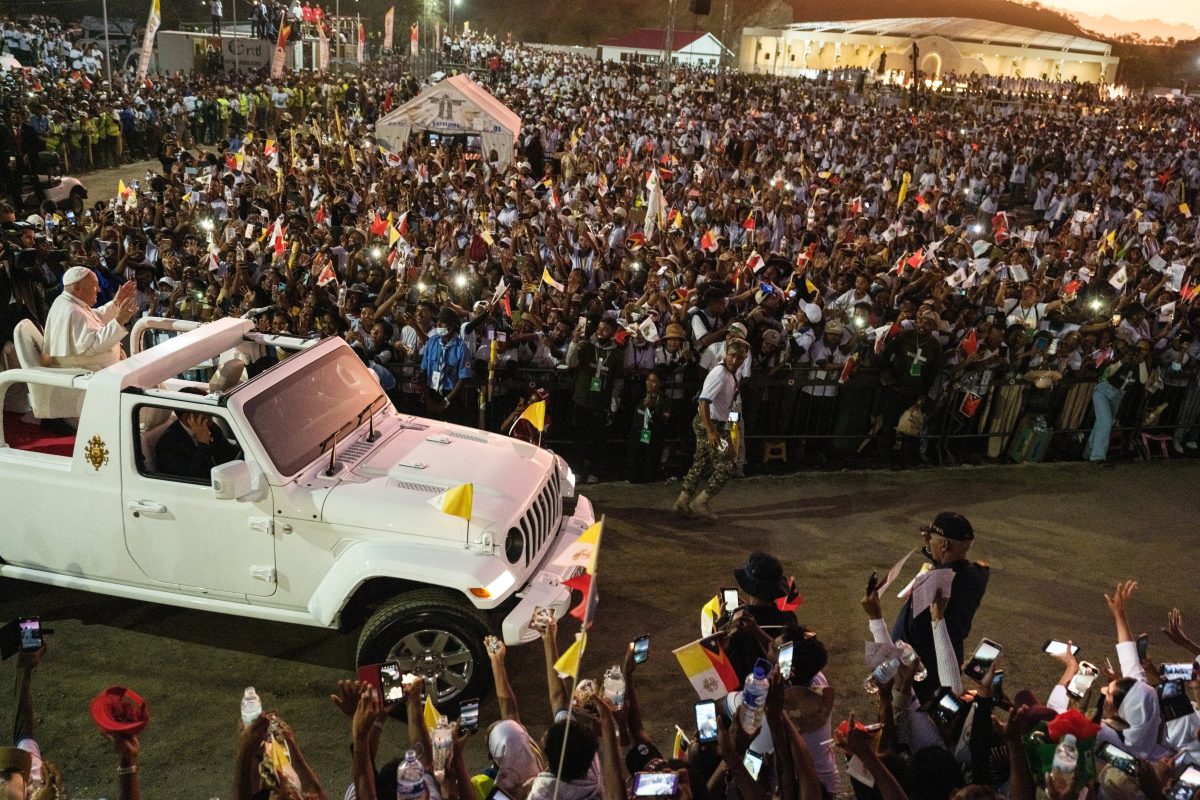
375;74;522;170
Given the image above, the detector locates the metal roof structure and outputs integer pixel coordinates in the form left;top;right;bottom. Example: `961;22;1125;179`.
785;17;1111;56
599;29;710;51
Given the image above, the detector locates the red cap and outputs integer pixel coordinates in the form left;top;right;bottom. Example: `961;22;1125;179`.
90;686;149;735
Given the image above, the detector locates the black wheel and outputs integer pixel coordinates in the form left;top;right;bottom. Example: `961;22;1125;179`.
356;589;491;711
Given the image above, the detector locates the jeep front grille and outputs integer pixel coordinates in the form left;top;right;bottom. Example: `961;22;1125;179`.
517;471;562;568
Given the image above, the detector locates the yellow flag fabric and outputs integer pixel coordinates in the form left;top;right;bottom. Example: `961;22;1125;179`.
578;520;602;574
897;171;911;206
1182;203;1192;218
423;694;439;730
117;179;128;198
388;225;401;246
672;727;687;760
519;400;546;432
554;632;587;679
700;594;721;637
541;267;564;292
430;483;473;521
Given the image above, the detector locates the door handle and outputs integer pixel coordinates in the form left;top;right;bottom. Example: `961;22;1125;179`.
127;500;167;515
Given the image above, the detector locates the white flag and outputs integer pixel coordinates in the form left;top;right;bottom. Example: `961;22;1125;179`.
134;0;160;84
1109;265;1128;290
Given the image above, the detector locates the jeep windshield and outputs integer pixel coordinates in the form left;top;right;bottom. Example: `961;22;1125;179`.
240;347;385;476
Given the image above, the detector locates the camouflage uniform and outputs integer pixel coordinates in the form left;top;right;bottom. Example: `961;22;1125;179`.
682;414;734;497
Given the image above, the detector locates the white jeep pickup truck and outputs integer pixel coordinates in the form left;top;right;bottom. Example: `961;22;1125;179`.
0;316;594;706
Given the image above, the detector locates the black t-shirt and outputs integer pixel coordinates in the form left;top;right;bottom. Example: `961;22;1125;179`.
727;603;798;688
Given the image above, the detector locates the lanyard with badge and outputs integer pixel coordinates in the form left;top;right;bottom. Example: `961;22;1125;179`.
431;340;449;394
590;348;609;393
638;395;660;444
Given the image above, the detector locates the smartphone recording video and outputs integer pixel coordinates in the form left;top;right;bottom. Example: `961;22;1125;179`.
633;772;678;797
633;634;650;665
778;641;795;681
695;700;718;744
1042;640;1080;657
18;618;41;652
721;588;740;611
963;638;1002;681
378;661;406;703
459;698;479;733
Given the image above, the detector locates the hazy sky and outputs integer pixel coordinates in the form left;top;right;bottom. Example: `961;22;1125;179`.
1039;0;1200;29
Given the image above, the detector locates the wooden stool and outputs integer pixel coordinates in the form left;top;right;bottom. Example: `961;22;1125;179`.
761;441;787;464
1140;432;1171;460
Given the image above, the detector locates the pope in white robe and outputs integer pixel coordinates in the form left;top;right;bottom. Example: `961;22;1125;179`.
43;266;138;371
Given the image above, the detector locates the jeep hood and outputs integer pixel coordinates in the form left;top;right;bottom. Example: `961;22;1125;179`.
319;422;556;543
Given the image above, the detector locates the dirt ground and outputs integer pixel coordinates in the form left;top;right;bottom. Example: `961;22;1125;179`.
2;460;1198;799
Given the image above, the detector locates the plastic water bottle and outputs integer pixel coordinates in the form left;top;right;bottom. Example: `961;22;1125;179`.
1050;734;1078;793
395;750;425;799
240;687;262;725
431;715;453;771
898;641;928;683
739;663;770;733
862;657;899;695
603;666;626;710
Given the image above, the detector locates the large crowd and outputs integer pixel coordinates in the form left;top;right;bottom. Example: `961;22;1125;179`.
5;532;1200;800
3;20;1200;799
2;22;1200;490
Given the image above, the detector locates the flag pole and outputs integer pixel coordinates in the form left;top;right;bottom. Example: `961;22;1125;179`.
550;514;602;800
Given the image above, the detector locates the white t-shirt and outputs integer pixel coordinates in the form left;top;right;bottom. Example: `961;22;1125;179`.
1003;299;1047;331
698;362;739;422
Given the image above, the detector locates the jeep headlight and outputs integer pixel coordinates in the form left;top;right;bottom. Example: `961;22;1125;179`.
504;527;524;564
557;455;576;499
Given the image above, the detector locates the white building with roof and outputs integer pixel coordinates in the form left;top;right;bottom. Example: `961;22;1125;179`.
740;17;1118;83
597;28;729;67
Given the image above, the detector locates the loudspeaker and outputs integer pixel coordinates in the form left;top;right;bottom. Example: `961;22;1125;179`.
688;0;711;15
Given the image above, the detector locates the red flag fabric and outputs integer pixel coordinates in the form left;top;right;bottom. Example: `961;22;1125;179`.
315;205;326;225
369;213;388;236
774;577;803;612
838;353;859;384
745;251;764;274
905;250;925;269
960;392;983;418
396;210;409;237
316;264;337;285
742;210;756;231
699;229;718;252
961;329;978;356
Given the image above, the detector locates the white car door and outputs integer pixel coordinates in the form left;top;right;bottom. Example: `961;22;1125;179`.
121;394;278;598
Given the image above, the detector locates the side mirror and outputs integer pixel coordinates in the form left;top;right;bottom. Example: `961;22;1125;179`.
211;460;266;501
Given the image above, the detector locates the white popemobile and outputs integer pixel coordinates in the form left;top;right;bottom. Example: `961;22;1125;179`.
0;316;593;706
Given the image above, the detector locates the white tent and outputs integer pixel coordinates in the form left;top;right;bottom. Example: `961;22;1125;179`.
375;74;522;170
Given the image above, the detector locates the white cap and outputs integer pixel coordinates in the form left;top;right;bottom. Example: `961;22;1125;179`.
62;266;94;286
803;303;822;325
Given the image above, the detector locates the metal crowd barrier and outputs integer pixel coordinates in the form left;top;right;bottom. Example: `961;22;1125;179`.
454;365;1200;474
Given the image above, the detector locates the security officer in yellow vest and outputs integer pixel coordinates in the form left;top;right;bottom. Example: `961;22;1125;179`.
97;105;120;169
80;107;100;169
43;110;64;166
216;91;232;142
64;113;84;172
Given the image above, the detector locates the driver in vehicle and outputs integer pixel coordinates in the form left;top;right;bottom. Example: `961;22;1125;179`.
154;389;240;480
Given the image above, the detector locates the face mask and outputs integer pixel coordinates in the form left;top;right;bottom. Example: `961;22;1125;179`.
434;326;449;337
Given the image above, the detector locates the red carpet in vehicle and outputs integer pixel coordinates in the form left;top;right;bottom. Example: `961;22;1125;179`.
3;412;76;457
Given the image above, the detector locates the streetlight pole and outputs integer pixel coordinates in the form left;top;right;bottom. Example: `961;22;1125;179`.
102;0;113;85
232;0;238;72
448;0;453;41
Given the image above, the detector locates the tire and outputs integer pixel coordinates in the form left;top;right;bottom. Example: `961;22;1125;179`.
356;589;491;711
